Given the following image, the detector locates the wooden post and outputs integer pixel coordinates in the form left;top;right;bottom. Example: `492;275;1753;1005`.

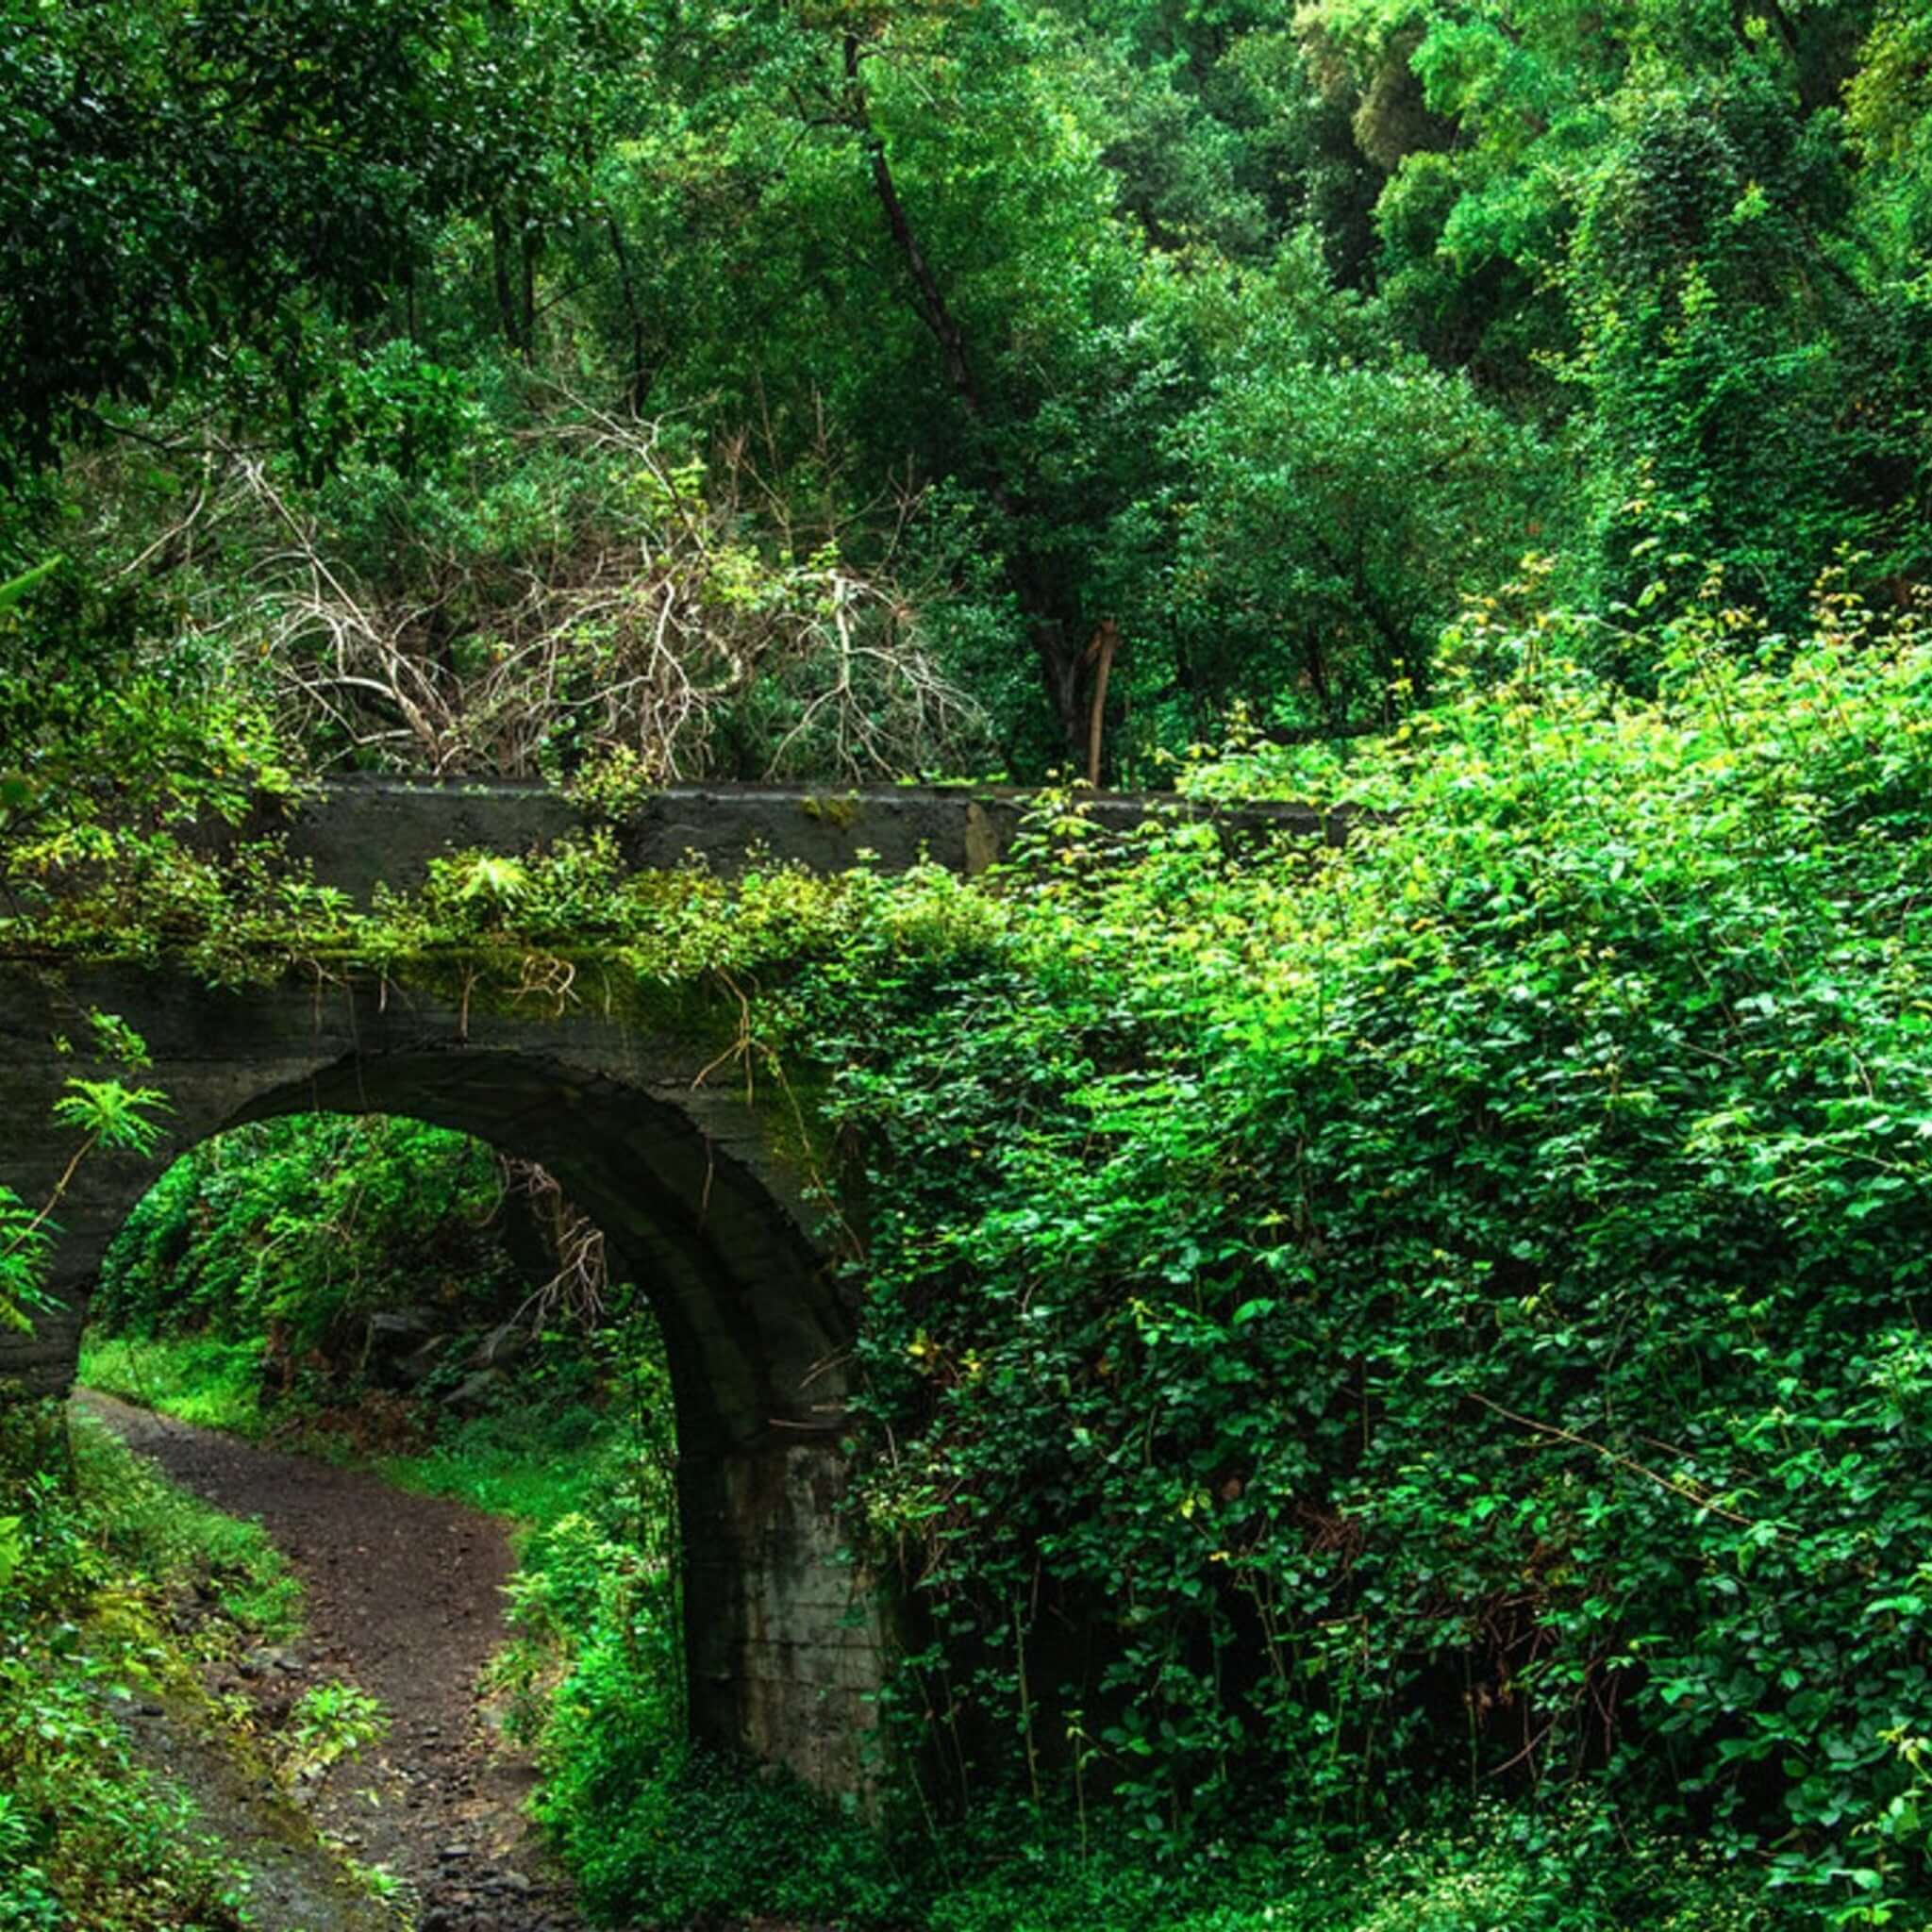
1085;620;1120;788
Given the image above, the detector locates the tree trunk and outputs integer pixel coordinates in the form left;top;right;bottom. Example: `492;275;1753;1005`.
843;32;1087;754
491;207;523;354
520;224;540;362
606;209;651;413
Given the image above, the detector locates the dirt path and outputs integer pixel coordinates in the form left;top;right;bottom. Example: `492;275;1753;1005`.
77;1391;584;1932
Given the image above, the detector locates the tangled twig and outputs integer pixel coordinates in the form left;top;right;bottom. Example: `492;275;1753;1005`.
142;405;988;782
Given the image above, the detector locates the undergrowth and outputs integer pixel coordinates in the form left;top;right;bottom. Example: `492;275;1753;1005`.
0;1404;300;1929
378;1367;616;1524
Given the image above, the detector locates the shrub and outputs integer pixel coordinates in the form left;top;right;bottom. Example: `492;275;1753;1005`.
818;580;1932;1922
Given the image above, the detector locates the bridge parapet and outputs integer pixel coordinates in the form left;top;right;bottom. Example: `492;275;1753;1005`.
264;776;1343;903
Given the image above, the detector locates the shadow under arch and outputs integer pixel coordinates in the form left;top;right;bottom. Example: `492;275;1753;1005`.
0;965;883;1795
237;1047;849;1463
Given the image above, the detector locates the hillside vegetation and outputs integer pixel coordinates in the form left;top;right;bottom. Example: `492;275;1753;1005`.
7;0;1932;1926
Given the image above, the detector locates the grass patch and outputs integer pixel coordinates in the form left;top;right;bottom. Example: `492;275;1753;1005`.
0;1403;308;1929
76;1334;618;1528
378;1392;615;1527
79;1332;269;1438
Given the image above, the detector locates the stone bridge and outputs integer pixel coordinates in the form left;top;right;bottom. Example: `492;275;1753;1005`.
0;780;1334;1793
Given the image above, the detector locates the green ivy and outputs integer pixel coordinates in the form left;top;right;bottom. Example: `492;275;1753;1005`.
815;581;1932;1923
15;580;1932;1923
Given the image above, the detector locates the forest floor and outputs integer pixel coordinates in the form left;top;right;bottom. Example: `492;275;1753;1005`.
76;1390;584;1932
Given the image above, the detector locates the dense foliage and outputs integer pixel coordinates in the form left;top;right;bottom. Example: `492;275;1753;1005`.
4;0;1928;782
85;1118;1777;1929
10;0;1932;1924
821;587;1932;1924
94;1116;515;1352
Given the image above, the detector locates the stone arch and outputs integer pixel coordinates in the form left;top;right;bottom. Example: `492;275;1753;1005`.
0;959;881;1794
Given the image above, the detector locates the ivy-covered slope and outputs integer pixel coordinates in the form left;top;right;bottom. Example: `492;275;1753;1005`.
817;586;1932;1922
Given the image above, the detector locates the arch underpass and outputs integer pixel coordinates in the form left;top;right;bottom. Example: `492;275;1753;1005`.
0;779;1334;1794
0;959;878;1793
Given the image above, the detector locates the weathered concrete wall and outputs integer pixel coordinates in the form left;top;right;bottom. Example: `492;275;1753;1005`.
261;775;1343;902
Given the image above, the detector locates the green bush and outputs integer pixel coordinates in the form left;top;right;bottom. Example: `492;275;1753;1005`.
808;581;1932;1923
0;1407;299;1930
907;1795;1779;1932
538;1737;908;1927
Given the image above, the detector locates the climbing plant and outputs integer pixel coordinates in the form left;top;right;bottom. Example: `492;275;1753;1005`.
15;576;1932;1923
816;577;1932;1923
